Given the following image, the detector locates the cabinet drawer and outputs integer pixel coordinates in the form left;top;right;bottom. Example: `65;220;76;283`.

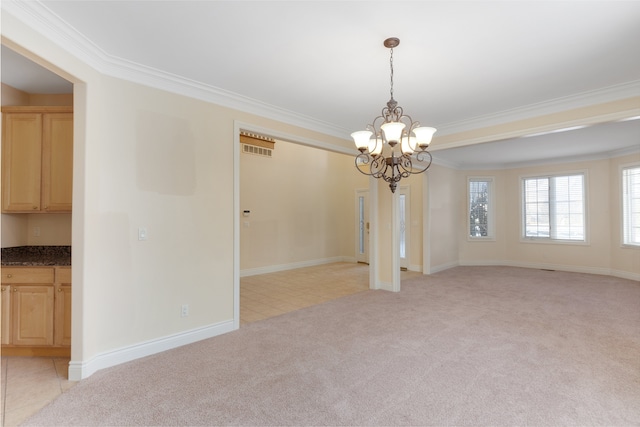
55;267;71;284
1;268;54;284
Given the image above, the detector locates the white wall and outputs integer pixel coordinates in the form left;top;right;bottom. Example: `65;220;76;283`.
425;164;461;272
609;153;640;277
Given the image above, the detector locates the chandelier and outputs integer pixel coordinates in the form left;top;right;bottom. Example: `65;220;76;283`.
352;38;437;193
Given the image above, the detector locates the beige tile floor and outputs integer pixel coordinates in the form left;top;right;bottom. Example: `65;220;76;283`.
240;262;372;324
1;262;420;426
0;356;75;426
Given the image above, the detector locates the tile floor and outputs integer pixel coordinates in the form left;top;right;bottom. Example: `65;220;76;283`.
240;262;372;324
1;262;420;426
1;356;75;426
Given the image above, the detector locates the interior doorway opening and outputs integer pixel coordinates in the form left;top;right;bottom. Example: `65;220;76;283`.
237;127;370;326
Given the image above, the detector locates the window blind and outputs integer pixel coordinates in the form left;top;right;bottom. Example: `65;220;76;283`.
623;166;640;246
523;174;584;241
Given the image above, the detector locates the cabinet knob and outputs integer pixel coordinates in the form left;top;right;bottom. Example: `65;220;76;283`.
13;288;18;292
6;274;12;278
33;206;38;210
1;287;5;292
58;288;62;292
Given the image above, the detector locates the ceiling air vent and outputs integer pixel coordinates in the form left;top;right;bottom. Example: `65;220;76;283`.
240;131;275;158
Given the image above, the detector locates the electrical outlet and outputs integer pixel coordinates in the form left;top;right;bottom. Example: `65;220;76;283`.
33;226;41;237
181;304;189;317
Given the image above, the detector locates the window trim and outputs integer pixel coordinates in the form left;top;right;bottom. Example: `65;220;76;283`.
519;170;589;245
467;176;495;241
620;162;640;248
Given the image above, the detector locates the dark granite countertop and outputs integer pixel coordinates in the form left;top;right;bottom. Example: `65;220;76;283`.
1;246;71;266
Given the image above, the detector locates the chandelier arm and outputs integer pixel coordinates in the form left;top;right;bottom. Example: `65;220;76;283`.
397;151;433;175
370;156;389;179
355;153;375;177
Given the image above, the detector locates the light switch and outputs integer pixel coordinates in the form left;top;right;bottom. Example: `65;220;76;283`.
138;227;148;241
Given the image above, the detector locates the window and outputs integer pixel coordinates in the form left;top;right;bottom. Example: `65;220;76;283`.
468;178;494;239
523;173;585;241
622;165;640;246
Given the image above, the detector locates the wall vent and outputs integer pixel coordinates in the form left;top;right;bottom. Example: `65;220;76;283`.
242;143;273;158
240;131;275;158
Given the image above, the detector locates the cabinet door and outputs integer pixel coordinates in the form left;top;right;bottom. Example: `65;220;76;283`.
54;285;72;346
42;113;73;212
2;113;43;212
54;267;72;347
1;285;10;345
11;285;54;346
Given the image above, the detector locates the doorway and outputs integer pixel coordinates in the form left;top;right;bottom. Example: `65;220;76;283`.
355;189;369;264
398;185;410;270
236;125;370;326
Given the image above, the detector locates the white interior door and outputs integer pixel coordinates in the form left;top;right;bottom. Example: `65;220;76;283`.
398;186;410;270
356;190;370;264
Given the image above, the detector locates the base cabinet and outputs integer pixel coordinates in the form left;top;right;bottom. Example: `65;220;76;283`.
12;284;54;346
0;266;71;354
1;285;10;345
54;267;72;346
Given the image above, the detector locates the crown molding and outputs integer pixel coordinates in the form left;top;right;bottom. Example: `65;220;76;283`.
3;0;638;143
435;80;640;136
436;144;640;171
1;0;352;140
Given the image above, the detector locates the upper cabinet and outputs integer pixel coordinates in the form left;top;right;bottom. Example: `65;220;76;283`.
2;106;73;213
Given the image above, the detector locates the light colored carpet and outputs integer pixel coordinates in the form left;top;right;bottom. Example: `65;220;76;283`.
24;266;640;426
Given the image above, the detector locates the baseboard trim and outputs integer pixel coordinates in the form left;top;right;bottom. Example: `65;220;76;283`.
458;260;639;281
68;320;235;381
240;257;355;277
408;264;422;273
377;281;394;292
429;261;460;274
609;269;640;281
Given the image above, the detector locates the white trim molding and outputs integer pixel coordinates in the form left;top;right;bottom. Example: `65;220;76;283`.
68;320;235;381
4;1;639;144
240;257;355;278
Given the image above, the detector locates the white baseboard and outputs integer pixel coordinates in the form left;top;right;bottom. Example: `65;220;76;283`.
429;261;460;274
459;260;639;281
377;281;394;292
608;269;640;281
407;264;422;273
68;320;235;381
240;256;355;277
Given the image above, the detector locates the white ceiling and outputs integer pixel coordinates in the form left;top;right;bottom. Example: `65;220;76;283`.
2;1;639;169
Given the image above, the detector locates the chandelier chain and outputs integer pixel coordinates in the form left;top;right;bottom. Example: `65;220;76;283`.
389;47;394;101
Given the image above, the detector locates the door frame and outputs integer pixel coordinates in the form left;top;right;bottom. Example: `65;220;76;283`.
355;189;369;265
398;185;411;270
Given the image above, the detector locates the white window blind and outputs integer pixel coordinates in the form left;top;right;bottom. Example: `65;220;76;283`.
523;174;584;241
622;166;640;246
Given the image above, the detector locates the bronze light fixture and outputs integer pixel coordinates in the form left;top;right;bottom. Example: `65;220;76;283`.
352;37;437;193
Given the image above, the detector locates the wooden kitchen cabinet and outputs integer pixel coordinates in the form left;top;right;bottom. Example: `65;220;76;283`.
1;266;71;354
1;285;10;345
12;284;54;346
1;106;73;213
54;267;72;346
